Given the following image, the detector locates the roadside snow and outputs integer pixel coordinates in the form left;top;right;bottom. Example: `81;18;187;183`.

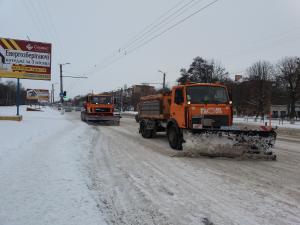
234;116;300;129
0;106;106;225
122;111;138;115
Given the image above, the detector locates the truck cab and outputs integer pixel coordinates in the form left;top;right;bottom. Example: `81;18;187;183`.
170;83;233;129
84;94;114;115
81;94;120;124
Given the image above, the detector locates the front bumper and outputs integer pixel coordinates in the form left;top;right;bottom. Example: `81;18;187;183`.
85;115;120;121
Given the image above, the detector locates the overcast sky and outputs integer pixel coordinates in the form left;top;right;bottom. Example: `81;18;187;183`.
1;0;300;99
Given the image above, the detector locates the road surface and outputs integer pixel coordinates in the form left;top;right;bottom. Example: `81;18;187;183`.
1;108;299;225
84;114;300;225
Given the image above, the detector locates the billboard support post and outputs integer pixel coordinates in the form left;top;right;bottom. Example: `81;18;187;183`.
16;78;20;116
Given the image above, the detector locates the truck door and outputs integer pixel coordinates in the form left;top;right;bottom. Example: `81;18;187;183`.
170;87;186;128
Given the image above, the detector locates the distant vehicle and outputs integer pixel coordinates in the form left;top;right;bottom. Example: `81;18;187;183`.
81;93;120;125
74;106;82;111
113;109;121;118
64;106;73;112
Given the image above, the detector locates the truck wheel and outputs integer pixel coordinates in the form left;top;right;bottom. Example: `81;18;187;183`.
167;125;182;150
135;114;139;123
140;121;154;138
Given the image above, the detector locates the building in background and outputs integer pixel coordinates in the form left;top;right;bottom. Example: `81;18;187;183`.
235;74;243;82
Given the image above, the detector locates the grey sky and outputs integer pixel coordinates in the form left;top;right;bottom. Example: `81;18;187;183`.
1;0;300;99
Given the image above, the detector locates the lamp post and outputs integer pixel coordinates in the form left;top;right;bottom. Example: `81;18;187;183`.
59;63;70;104
158;70;166;90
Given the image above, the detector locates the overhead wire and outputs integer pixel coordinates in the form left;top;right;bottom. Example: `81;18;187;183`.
85;0;217;77
85;0;188;75
120;0;204;53
33;0;64;62
87;0;219;75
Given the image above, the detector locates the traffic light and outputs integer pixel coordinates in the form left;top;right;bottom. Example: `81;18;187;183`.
63;91;67;97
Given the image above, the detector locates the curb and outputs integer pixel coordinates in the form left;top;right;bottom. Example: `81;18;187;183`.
0;115;23;121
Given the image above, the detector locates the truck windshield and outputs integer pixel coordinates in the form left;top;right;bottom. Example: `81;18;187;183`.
90;96;112;104
186;86;228;104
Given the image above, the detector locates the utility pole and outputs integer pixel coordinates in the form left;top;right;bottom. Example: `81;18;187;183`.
60;64;63;104
158;70;166;90
59;63;70;104
120;88;123;112
51;83;54;103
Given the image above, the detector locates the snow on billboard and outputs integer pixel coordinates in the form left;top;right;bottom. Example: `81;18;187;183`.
0;38;51;80
26;89;49;102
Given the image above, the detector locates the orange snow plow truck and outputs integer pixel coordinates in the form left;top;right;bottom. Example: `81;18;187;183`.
81;93;120;125
137;83;277;159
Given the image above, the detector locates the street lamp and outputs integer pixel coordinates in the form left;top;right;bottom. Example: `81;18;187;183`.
158;70;166;90
59;63;70;103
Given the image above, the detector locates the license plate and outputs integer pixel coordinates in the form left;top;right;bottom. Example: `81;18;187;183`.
193;124;203;129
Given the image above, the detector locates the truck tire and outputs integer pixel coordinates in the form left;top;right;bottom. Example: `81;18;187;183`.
135;114;139;123
167;125;182;150
140;121;154;138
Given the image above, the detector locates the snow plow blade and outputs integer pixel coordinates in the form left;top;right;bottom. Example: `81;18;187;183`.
84;115;120;122
81;111;120;124
183;127;277;160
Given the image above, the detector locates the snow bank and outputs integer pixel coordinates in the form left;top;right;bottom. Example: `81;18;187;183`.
234;116;300;129
0;106;106;225
122;111;138;115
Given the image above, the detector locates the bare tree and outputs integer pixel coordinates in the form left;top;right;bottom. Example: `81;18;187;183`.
276;57;300;120
177;68;190;84
247;60;274;117
211;60;229;83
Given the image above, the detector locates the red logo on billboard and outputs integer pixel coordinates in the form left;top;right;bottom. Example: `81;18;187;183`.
26;43;33;51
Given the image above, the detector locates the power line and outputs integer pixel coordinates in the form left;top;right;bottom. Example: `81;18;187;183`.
119;0;190;51
89;0;219;74
121;0;205;52
127;0;219;54
85;0;198;75
33;0;64;61
22;1;47;40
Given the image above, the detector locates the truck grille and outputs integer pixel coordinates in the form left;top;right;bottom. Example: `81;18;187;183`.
94;108;110;112
192;115;229;128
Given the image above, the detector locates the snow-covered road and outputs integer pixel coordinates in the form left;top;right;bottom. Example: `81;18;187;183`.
1;108;300;225
88;115;300;225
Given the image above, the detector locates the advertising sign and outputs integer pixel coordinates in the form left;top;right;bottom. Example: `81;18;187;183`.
26;89;49;102
0;38;51;80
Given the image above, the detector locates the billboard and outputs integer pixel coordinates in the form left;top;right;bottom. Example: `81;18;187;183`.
0;38;51;80
26;89;49;102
